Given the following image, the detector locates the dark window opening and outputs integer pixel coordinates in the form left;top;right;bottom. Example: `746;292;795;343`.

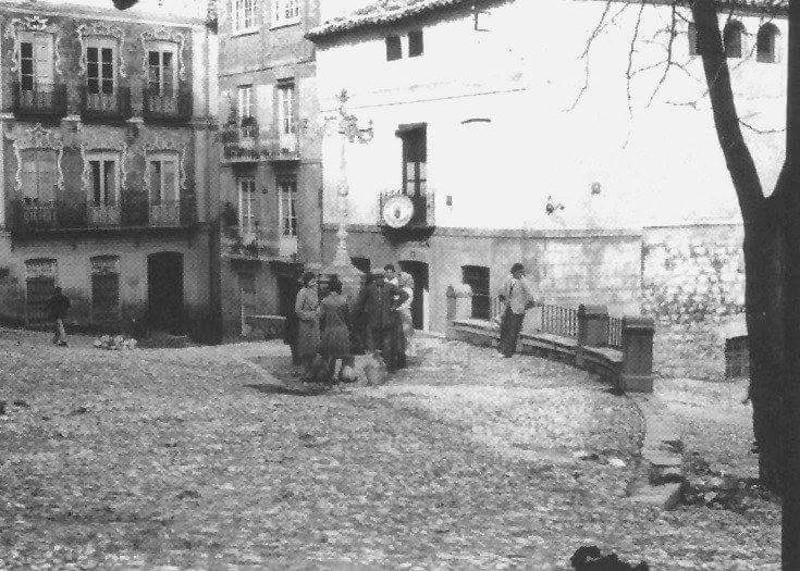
92;273;120;317
386;35;402;61
462;265;490;320
399;125;427;197
723;20;744;58
409;30;424;57
20;42;34;90
757;23;778;63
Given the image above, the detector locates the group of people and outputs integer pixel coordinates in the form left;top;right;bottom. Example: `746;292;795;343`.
289;264;416;383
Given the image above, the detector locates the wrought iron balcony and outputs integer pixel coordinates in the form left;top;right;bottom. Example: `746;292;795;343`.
378;190;436;242
220;120;301;163
10;194;194;236
11;82;67;120
143;86;192;123
148;200;182;227
79;85;133;123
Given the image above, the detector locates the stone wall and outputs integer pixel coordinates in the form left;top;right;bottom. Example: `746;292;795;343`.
322;225;642;334
642;223;745;324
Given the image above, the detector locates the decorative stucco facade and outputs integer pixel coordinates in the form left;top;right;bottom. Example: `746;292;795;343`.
309;0;783;331
216;0;323;337
0;0;220;338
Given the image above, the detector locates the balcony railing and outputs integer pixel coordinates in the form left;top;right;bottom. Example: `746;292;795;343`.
11;82;67;119
14;199;57;229
10;195;193;234
143;86;192;123
88;204;121;226
149;200;181;227
80;86;133;123
221;119;301;163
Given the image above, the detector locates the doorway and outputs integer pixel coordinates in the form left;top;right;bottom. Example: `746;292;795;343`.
147;252;184;333
399;260;429;330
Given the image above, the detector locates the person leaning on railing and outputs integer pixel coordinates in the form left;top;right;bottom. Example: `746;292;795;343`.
497;263;539;358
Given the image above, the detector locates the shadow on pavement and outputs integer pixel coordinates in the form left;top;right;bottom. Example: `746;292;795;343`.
244;383;331;397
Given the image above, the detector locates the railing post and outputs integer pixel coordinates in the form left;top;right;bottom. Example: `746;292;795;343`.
577;304;609;347
445;283;473;340
621;316;655;393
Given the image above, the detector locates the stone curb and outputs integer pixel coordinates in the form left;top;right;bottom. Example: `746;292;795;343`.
628;395;687;510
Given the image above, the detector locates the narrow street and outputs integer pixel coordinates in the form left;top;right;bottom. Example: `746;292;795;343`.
0;329;779;569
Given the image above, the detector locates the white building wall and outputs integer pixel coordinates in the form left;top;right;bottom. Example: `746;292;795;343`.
317;0;787;231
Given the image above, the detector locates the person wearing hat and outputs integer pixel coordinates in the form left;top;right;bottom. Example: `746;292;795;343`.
355;268;408;371
497;262;538;357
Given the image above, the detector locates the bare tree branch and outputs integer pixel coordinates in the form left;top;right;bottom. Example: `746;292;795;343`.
645;1;679;107
567;1;629;111
625;1;648;121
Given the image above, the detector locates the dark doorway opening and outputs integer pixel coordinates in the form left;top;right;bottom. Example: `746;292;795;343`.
399;260;429;330
275;262;303;353
147;252;184;333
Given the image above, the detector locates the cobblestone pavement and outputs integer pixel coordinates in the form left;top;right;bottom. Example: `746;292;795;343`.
0;327;780;569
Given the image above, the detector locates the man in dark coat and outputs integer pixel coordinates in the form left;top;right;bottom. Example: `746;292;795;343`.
355;269;408;372
47;286;70;347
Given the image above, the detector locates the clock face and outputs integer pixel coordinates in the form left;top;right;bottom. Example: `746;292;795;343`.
382;195;414;228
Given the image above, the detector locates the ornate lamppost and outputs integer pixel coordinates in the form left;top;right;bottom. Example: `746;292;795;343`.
322;89;373;295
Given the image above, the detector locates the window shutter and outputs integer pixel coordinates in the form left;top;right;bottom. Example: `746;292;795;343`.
104;160;116;205
386;36;402;61
163;160;177;201
33;34;54;84
149;161;162;204
408;30;424;57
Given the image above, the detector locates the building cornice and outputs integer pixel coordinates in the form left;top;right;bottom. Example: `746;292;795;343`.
307;0;787;43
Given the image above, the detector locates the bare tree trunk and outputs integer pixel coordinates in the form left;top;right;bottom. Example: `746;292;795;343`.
781;0;800;565
690;0;787;491
744;203;784;494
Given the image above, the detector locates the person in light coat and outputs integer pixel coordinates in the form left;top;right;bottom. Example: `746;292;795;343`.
294;271;320;377
497;263;538;357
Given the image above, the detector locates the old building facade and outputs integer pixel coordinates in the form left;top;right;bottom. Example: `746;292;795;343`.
216;0;322;337
0;0;220;337
309;0;785;332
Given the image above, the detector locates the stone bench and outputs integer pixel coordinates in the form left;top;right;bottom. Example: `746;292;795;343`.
445;285;653;393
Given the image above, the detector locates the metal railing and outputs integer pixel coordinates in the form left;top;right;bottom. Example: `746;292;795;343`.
143;86;192;122
11;82;67;119
540;304;579;338
80;85;132;122
608;316;624;348
148;200;182;227
15;199;57;229
10;195;193;232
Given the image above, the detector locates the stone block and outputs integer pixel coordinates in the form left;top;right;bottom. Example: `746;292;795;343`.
647;451;682;468
630;482;684;510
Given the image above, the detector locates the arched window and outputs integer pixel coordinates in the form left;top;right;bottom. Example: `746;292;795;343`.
723;20;746;58
757;23;780;63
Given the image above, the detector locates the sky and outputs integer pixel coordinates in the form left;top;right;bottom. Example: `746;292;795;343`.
5;0;209;19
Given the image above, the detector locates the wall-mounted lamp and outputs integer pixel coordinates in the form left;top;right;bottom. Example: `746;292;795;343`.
545;195;565;215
